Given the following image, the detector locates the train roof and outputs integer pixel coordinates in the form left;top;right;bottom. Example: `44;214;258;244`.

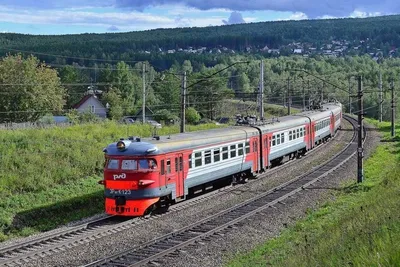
105;102;342;157
105;125;259;156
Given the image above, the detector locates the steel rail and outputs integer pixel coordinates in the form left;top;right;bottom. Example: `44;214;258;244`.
0;117;354;267
84;115;362;267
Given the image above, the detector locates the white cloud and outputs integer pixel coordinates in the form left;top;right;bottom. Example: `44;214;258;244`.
0;5;250;31
0;9;175;30
350;10;382;18
275;12;308;21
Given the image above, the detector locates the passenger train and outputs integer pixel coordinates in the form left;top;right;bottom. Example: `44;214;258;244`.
100;102;342;216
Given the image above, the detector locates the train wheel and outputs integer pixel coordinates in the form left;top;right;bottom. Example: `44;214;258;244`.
143;204;157;218
156;197;170;214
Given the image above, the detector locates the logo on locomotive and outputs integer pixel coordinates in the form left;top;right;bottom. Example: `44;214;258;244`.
113;173;126;180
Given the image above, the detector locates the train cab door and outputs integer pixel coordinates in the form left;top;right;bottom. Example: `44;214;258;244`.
252;139;259;172
175;154;185;199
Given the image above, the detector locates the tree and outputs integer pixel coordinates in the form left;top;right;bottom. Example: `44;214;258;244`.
112;61;140;115
59;64;89;108
102;88;124;120
185;107;201;124
0;54;65;122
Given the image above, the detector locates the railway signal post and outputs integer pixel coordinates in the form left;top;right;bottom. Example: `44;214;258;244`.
357;75;364;183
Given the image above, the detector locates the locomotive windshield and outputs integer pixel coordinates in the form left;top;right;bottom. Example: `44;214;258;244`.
106;158;157;170
107;159;119;169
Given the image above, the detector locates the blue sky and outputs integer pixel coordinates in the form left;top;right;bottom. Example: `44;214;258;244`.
0;0;395;35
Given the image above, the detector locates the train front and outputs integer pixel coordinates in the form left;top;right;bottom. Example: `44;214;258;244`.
100;137;161;216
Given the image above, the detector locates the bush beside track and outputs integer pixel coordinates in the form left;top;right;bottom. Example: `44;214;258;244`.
227;119;400;267
0;122;224;241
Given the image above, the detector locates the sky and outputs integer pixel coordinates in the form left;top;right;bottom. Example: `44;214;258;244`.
0;0;396;35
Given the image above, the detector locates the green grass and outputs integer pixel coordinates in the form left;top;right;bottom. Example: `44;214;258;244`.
0;122;223;241
227;120;400;267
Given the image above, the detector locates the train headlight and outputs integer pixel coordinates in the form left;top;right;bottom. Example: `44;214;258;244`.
116;141;126;151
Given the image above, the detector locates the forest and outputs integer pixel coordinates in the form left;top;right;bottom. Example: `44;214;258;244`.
1;15;400;123
1;15;400;68
0;53;399;124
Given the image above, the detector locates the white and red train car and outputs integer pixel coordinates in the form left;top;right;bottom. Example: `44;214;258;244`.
100;102;342;216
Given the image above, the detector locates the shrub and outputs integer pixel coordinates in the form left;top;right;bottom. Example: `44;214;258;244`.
185;107;201;124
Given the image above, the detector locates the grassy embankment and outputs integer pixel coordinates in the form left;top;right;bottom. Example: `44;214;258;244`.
227;120;400;267
0;122;223;242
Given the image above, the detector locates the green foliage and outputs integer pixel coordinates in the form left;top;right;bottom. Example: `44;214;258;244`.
153;109;179;124
66;109;100;124
0;122;224;241
102;88;124;120
3;15;400;61
227;121;400;267
59;64;89;108
185;107;201;124
0;54;66;122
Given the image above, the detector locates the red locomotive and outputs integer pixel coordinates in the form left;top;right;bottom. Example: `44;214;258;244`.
100;102;342;216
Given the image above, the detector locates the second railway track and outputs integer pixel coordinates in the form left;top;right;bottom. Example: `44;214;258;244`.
84;115;364;267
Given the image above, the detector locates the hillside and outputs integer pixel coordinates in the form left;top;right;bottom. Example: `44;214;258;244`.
1;15;400;68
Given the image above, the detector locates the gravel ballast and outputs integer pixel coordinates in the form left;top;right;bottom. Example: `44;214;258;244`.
18;120;380;267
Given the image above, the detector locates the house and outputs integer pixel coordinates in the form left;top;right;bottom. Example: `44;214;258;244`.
293;48;303;54
72;94;107;118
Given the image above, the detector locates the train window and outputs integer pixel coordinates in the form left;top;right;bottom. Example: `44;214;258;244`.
195;152;202;167
276;135;280;145
139;160;149;169
179;156;183;171
222;147;229;160
272;136;276;146
296;129;299;138
281;133;284;143
205;150;212;165
289;131;292;141
238;143;244;156
245;142;250;154
122;160;137;170
149;159;157;169
161;160;165;174
230;145;236;158
214;149;220;162
166;159;171;174
188;155;192;169
175;157;179;172
107;159;119;170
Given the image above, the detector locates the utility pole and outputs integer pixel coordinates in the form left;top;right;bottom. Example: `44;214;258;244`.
287;76;291;115
308;79;311;110
321;81;324;104
142;63;146;123
302;78;306;111
391;80;396;137
260;60;265;120
357;75;364;183
379;70;383;122
180;71;187;133
348;76;352;114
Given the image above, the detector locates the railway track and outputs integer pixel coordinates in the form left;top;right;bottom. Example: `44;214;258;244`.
83;115;364;267
0;116;356;267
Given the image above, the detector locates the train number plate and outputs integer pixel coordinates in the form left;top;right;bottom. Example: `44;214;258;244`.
109;189;132;195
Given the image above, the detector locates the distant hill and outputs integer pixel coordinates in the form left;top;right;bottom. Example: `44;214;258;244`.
1;14;400;68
